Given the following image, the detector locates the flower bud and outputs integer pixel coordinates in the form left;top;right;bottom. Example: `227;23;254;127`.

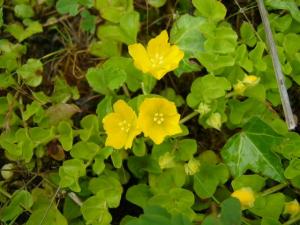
234;81;246;95
1;163;15;180
184;158;200;175
159;152;176;170
206;112;222;130
284;200;300;216
243;75;260;86
197;102;211;116
231;187;255;208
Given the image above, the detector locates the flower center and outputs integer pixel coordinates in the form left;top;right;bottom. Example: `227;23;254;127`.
150;54;164;67
153;112;164;125
118;120;131;133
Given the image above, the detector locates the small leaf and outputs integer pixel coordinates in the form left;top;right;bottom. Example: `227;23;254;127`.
89;175;123;208
59;159;86;192
57;121;73;151
194;163;229;199
187;74;231;107
126;184;153;208
192;0;226;22
148;0;167;8
221;117;285;182
56;0;79;16
250;193;285;219
81;195;112;225
170;14;205;57
86;63;127;95
17;59;43;87
220;198;241;225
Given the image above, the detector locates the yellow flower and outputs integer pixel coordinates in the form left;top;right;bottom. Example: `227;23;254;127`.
231;187;255;209
128;30;184;80
284;200;300;217
103;100;141;149
137;97;182;144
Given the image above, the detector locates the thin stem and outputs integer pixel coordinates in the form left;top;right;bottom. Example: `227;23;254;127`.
261;183;288;197
122;84;131;98
256;0;296;130
180;111;199;124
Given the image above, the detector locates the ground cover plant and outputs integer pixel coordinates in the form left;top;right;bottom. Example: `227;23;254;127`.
1;0;300;224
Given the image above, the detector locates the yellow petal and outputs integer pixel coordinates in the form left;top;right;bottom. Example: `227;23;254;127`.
149;68;170;80
163;114;182;136
128;43;151;73
147;30;170;58
113;100;137;121
105;131;128;149
163;45;184;70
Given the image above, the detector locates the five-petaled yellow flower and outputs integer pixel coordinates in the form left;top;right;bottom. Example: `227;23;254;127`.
137;97;182;144
128;30;184;80
103;100;141;149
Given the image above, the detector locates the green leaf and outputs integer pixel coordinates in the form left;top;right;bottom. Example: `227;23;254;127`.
261;218;282;225
220;197;241;225
192;0;226;22
45;103;80;125
51;77;79;103
126;184;153;208
148;188;195;218
274;132;300;159
250;193;285;219
86;62;127;95
221;117;285;182
17;59;43;87
89;39;120;58
80;114;99;141
56;0;79;16
203;24;238;54
57;121;73;151
26;207;68;225
284;158;300;179
148;0;167;7
231;175;266;192
97;11;140;45
193;163;229;199
202;215;223;225
96;96;113;123
103;56;144;92
149;166;186;194
6;21;43;42
89;175;123;208
196;52;235;72
240;22;257;47
175;139;197;161
126;206;192;225
128;155;161;178
170;14;205;57
63;196;81;221
14;4;34;18
59;159;86;192
133;138;146;157
265;0;300;22
81;195;112;225
80;10;97;33
95;0;133;23
0;190;33;222
187;74;231;107
71;142;99;161
111;150;123;168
